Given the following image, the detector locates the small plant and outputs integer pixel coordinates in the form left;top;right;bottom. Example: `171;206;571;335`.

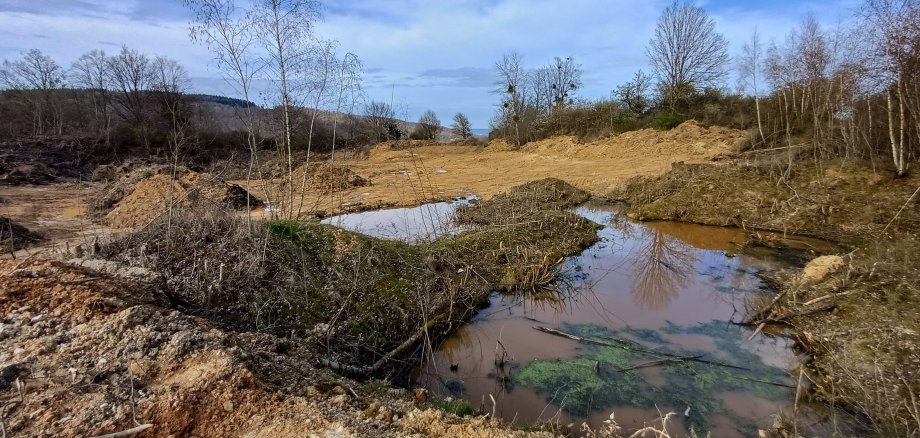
436;398;476;417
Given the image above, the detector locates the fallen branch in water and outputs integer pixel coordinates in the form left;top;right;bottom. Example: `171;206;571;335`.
532;326;748;371
749;303;837;326
618;355;703;372
729;375;796;389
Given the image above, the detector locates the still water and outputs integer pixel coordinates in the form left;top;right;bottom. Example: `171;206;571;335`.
324;200;837;436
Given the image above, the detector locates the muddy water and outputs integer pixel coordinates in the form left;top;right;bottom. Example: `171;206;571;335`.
323;200;828;436
320;196;475;242
415;202;804;437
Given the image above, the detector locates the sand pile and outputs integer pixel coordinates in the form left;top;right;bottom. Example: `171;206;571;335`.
94;168;261;228
520;120;746;160
484;138;518;152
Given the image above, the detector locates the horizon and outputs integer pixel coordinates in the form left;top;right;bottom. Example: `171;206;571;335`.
0;0;858;129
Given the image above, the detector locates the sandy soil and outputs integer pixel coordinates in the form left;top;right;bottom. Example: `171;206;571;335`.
0;259;551;437
247;121;744;218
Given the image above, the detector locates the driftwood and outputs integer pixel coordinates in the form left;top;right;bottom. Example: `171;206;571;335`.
750;303;837;326
319;315;445;375
532;326;749;371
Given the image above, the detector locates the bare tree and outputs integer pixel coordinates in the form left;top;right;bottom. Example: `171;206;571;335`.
106;45;154;127
150;56;192;233
71;49;112;141
365;100;398;142
548;56;583;110
451;112;472;139
253;0;321;218
187;0;272;223
737;28;766;144
614;70;653;115
646;1;729;110
412;109;441;140
494;51;527;146
1;49;67;135
862;0;920;176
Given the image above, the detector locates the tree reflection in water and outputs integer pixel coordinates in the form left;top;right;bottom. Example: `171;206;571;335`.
630;226;698;310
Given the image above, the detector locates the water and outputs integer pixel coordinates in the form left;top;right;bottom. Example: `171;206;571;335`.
322;200;838;436
320;196;475;243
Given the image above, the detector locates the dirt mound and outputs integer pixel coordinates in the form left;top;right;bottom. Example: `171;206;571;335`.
484;138;518;152
93;168;262;228
801;254;845;283
308;162;370;194
520;120;745;160
288;161;371;195
1;216;44;251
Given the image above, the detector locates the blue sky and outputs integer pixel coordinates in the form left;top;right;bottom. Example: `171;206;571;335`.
0;0;858;128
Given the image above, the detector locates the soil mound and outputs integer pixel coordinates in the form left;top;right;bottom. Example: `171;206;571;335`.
520;120;745;160
308;162;369;194
484;138;518;152
93;167;261;228
290;161;371;195
0;216;44;251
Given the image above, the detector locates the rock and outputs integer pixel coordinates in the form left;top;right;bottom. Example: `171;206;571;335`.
222;400;234;412
801;255;844;283
414;388;428;402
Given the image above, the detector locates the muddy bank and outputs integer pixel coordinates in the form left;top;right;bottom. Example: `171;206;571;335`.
616;161;920;434
0;259;550;437
1;216;44;252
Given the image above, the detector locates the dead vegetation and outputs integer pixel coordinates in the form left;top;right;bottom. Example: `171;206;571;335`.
95;178;598;377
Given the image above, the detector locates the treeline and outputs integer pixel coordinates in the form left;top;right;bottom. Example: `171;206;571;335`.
490;0;919;176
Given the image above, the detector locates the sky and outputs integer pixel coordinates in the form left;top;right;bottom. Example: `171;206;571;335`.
0;0;859;129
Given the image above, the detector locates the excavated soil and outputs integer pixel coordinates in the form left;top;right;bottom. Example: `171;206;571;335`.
97;169;260;228
0;259;550;437
248;120;745;218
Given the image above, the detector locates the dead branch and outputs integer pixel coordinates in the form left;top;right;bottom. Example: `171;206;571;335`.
618;355;703;372
532;326;748;371
88;424;153;438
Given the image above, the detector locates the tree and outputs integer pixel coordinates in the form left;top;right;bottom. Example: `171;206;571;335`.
187;0;270;223
548;56;582;110
253;0;321;218
411;109;441;140
494;51;527;146
1;49;67;135
646;1;729;110
106;45;154;126
614;70;653;114
861;0;920;177
737;28;766;144
71;49;112;140
365;100;398;142
451;112;472;139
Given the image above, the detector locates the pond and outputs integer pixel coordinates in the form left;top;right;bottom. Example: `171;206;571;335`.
323;199;841;436
320;196;475;243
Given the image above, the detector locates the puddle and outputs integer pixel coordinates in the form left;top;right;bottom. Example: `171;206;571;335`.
414;201;836;436
320;196;475;243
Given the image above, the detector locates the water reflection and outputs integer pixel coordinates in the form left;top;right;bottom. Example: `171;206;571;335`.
631;226;697;310
417;201;804;436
